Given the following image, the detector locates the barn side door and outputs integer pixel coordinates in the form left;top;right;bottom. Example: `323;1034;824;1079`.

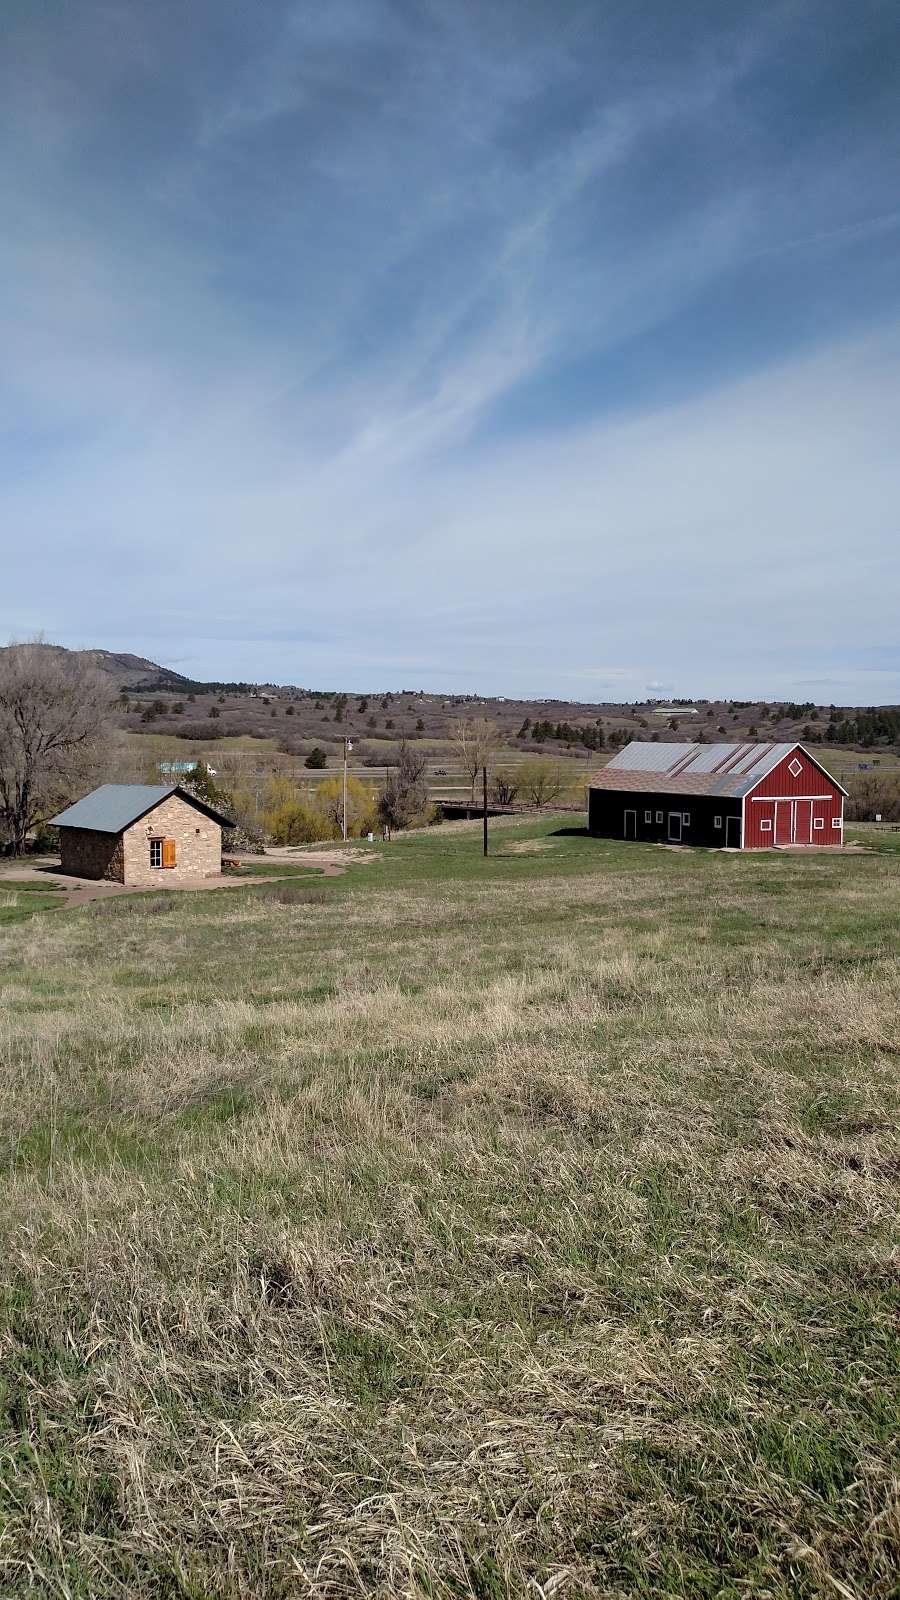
794;801;812;845
774;801;793;845
725;815;741;848
623;809;637;839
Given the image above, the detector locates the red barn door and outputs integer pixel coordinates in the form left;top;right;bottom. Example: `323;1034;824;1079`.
794;801;812;844
774;801;793;845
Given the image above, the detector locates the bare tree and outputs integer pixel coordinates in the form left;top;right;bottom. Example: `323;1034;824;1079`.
491;767;520;808
454;717;500;806
378;739;428;832
0;641;113;854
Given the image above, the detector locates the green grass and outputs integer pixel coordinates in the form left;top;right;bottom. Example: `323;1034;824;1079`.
0;883;66;923
0;816;897;1597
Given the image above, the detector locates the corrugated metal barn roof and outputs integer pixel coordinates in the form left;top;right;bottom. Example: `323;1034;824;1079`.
587;741;808;799
49;784;232;833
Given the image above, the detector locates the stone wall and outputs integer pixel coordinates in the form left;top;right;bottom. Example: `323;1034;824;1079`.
59;828;125;882
122;794;221;886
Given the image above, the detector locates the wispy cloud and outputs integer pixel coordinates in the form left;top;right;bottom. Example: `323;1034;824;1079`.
1;0;899;699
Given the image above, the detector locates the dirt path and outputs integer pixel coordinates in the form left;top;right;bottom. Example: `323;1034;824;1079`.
0;848;378;909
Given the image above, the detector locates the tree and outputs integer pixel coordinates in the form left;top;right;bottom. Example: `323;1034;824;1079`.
0;641;113;854
453;717;499;805
517;758;564;808
491;767;520;807
304;747;327;769
377;739;428;832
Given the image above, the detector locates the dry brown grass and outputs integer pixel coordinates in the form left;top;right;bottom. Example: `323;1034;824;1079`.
0;821;898;1597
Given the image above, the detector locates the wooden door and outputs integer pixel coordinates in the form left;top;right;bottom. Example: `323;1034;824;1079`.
794;801;812;845
774;801;793;845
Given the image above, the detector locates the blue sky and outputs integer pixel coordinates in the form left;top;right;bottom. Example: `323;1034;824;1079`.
2;0;898;701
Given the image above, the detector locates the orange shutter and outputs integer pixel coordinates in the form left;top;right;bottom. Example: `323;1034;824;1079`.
162;838;176;868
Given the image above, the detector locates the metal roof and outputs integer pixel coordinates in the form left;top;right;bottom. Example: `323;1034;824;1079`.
588;741;845;799
49;783;232;833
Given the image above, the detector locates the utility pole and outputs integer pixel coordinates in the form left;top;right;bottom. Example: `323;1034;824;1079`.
342;737;353;841
482;764;488;857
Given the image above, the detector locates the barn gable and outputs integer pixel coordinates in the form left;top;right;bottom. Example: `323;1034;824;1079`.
741;746;846;848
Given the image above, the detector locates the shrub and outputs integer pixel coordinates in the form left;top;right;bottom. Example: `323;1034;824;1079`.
304;747;327;769
491;767;520;807
317;775;378;837
266;801;338;845
846;773;900;822
517;759;565;808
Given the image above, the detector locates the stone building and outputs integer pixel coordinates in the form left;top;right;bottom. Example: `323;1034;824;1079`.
49;784;233;886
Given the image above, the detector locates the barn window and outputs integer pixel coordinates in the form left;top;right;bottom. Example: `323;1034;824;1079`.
149;839;163;868
150;838;176;868
655;811;663;823
682;813;690;827
832;817;842;829
788;757;803;777
714;816;722;829
813;818;824;830
644;810;652;823
760;819;772;832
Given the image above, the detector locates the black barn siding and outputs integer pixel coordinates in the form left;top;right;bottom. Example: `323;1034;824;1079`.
588;789;742;847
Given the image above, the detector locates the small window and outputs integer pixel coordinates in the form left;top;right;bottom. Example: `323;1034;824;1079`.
832;816;842;829
149;839;163;868
714;816;722;829
655;811;663;824
788;757;803;777
760;819;772;832
644;810;652;823
682;813;690;827
813;817;824;830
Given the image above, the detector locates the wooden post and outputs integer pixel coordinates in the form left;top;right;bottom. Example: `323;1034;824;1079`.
482;764;488;857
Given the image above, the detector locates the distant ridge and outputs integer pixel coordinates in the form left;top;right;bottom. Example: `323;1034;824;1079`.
0;643;193;693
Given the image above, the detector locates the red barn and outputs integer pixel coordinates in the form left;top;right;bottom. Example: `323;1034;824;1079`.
587;742;847;849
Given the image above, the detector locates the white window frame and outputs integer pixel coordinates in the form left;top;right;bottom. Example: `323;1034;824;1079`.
714;815;722;829
682;813;690;827
813;817;824;830
832;817;842;829
644;810;652;823
760;818;772;832
149;838;163;868
788;757;803;778
655;811;663;824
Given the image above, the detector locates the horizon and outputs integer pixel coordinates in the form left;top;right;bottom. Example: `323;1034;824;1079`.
2;1;899;702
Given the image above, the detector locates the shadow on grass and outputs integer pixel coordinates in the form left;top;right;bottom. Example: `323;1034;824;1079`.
549;826;590;838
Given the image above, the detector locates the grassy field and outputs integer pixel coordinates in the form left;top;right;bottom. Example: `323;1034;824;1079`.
1;820;898;1597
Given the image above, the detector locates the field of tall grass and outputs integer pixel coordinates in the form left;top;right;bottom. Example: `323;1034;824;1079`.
1;819;898;1597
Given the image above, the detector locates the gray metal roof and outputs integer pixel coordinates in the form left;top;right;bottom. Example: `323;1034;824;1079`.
49;783;232;833
591;741;847;800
